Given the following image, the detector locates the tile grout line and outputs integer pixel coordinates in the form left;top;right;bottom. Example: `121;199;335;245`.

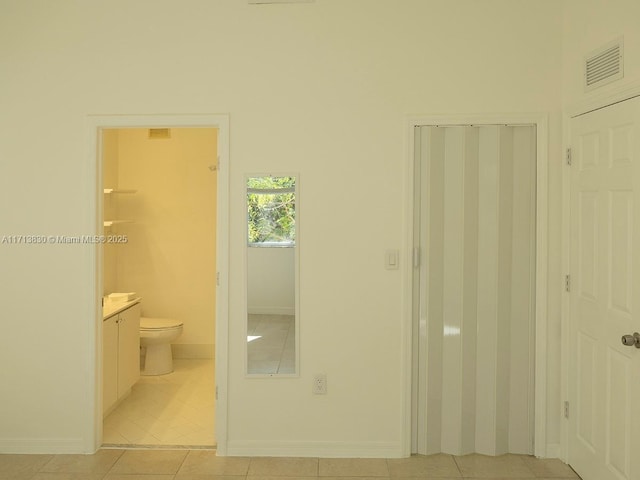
173;448;191;477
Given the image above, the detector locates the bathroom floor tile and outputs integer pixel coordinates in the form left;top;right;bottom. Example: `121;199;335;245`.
103;358;215;448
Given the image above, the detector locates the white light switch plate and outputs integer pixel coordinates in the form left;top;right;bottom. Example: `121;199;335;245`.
385;249;399;270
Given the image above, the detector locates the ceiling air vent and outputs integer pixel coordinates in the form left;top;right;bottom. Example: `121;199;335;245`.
585;37;624;91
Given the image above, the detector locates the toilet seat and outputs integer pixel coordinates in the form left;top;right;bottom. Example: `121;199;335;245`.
140;317;183;330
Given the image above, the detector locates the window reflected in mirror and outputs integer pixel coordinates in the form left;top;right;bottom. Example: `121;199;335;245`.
246;176;298;375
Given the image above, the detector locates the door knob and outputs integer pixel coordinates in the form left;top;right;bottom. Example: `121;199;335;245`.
621;332;640;348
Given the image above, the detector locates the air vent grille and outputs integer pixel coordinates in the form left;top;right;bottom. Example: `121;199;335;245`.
585;38;623;90
148;128;170;139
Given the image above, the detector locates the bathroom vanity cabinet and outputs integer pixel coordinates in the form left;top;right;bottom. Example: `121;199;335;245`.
103;301;141;416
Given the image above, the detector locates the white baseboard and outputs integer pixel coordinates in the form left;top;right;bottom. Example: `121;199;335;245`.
0;437;86;454
225;440;405;458
171;343;214;359
545;443;561;459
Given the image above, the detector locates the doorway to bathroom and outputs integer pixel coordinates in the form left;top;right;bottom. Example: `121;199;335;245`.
408;115;549;457
89;115;230;452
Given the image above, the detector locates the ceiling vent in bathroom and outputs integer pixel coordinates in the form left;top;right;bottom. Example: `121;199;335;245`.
148;128;171;139
585;37;624;91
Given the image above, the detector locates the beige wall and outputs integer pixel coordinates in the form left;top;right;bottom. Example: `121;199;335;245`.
0;0;565;455
113;128;217;356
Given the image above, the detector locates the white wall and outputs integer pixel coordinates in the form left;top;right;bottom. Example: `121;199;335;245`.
562;0;640;109
248;247;295;315
0;0;563;455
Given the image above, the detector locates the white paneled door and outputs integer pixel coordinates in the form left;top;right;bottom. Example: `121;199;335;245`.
568;97;640;480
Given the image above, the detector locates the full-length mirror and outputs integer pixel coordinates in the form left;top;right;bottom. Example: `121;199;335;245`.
246;175;298;375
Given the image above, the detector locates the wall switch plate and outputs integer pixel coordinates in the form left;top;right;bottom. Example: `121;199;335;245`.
313;373;327;394
385;249;399;270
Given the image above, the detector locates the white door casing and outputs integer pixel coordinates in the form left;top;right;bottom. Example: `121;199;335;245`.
85;114;230;453
568;97;640;480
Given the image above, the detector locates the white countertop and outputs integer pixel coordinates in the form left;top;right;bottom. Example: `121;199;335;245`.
103;298;141;320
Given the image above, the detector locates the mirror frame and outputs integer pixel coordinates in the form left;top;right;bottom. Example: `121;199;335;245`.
244;173;300;377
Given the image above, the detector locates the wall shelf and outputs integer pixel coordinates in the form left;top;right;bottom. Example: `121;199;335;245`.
104;188;136;227
104;220;134;227
104;188;137;194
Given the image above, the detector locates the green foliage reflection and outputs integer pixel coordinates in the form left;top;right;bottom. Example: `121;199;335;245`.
247;176;295;244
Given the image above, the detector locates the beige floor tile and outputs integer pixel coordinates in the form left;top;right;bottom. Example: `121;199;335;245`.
178;450;250;475
176;475;252;480
109;449;189;475
520;456;580;478
103;359;215;448
453;454;535;478
534;478;583;480
387;454;461;477
390;478;460;480
319;458;389;477
247;476;317;480
0;454;54;479
102;430;131;445
104;475;175;480
30;474;106;480
321;477;391;480
176;429;217;447
248;457;319;476
40;449;124;474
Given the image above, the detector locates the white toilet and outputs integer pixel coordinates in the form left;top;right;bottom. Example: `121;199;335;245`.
139;317;183;375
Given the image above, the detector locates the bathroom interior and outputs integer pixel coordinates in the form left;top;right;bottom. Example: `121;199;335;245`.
100;127;218;447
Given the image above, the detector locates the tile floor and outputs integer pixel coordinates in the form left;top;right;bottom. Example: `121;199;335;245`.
103;359;215;447
0;450;582;480
247;314;295;374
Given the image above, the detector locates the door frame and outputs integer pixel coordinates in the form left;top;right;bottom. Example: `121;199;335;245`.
84;114;230;454
561;80;640;463
403;113;549;457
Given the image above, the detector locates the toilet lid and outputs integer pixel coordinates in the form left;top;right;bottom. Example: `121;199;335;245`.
140;317;183;330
